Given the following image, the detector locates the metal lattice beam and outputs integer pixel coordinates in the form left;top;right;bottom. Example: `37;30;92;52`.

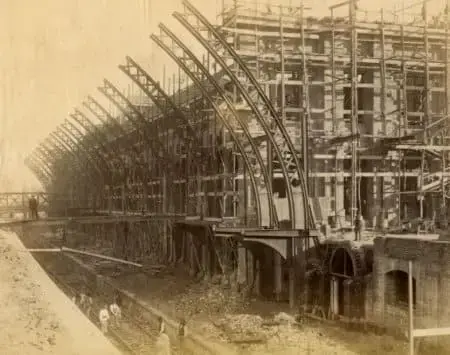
154;23;278;228
152;29;266;226
176;0;314;229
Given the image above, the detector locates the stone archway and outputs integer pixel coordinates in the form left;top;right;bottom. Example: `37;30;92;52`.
328;246;366;317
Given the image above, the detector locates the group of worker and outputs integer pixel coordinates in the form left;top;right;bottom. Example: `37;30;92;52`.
71;288;187;354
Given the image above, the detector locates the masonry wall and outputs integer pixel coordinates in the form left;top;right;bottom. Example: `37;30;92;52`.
371;237;450;345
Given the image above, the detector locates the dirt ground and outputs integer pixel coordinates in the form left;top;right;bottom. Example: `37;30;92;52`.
104;261;411;355
0;229;121;355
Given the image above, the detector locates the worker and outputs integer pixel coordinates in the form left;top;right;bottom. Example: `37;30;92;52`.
155;329;171;355
85;292;93;318
178;318;187;354
79;292;87;311
28;196;38;220
354;210;362;241
158;316;165;335
99;304;110;334
109;301;122;326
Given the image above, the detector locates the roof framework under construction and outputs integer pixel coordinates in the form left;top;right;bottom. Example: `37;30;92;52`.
25;0;450;234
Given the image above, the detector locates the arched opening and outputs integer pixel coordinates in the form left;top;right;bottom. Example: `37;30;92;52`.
330;248;355;277
385;270;416;307
329;248;356;316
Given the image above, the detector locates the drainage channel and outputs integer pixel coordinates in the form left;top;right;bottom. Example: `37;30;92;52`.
31;251;172;355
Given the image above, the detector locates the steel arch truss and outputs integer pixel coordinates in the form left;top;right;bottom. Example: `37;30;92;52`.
98;79;174;164
152;28;268;226
154;23;279;228
119;56;199;143
98;80;179;212
25;157;50;189
118;56;210;216
83;94;152;211
60;119;111;181
52;129;104;182
175;0;314;229
45;134;102;207
70;109;127;185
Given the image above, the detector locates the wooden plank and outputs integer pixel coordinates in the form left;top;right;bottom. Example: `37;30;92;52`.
412;327;450;338
25;248;62;253
61;247;143;268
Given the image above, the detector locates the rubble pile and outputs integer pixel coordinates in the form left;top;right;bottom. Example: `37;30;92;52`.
166;281;249;319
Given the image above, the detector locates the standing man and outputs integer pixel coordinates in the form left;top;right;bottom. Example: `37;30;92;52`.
85;292;93;318
109;300;122;326
99;304;110;334
28;196;38;220
178;318;187;354
158;316;165;335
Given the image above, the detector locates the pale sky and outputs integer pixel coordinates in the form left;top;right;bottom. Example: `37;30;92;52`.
0;0;446;191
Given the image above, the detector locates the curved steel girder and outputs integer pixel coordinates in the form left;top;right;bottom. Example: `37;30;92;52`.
83;96;144;160
52;129;104;181
32;149;54;178
26;155;52;182
27;165;49;189
41;139;80;185
173;10;296;229
34;146;55;174
118;56;205;202
42;138;80;178
156;23;278;228
45;135;102;193
119;56;199;142
61;119;112;177
118;56;205;173
71;109;127;169
70;111;115;160
98;79;174;167
29;164;51;190
26;154;53;187
83;95;128;140
177;1;315;229
57;124;108;181
82;95;150;189
44;136;85;180
152;33;264;227
25;158;50;189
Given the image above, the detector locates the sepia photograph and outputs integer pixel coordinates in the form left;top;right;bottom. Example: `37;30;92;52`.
1;0;450;353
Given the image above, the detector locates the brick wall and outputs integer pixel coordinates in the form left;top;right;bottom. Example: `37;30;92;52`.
372;237;450;347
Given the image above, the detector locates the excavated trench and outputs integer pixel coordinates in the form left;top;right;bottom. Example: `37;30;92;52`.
12;225;191;355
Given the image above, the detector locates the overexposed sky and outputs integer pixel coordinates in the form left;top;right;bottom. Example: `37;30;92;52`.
0;0;446;191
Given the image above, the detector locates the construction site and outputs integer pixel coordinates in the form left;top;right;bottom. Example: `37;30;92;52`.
8;0;450;353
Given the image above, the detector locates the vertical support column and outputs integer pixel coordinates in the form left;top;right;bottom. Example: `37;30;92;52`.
350;0;359;224
335;152;345;226
202;242;210;280
330;276;339;318
274;252;283;302
237;244;247;287
246;249;254;294
288;237;296;309
420;1;430;219
162;174;168;260
255;258;261;297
